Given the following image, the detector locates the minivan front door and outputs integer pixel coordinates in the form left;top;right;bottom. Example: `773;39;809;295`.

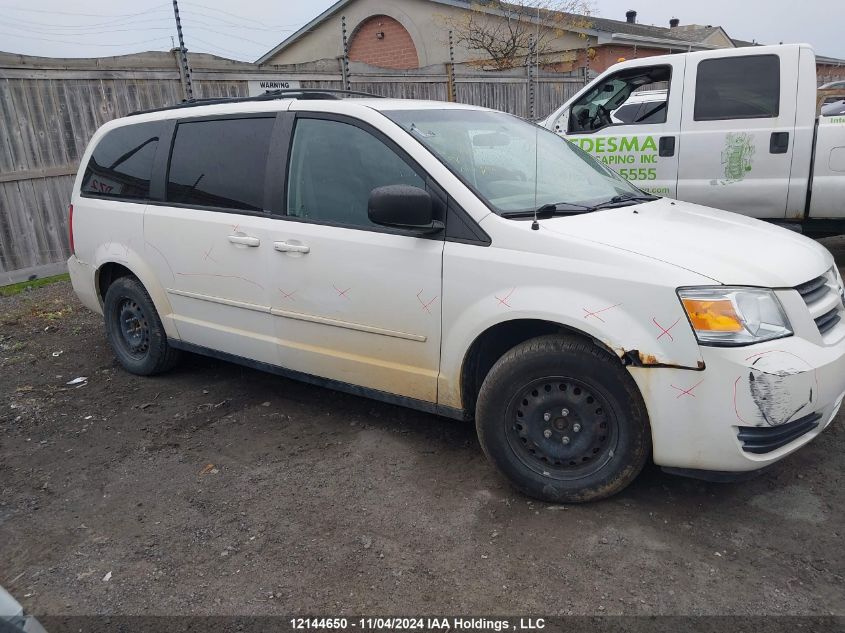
265;114;445;403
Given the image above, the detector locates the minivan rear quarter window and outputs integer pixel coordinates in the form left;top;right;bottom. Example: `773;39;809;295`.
694;55;780;121
166;117;275;212
81;121;161;201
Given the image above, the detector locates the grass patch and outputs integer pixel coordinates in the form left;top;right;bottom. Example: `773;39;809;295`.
0;274;70;297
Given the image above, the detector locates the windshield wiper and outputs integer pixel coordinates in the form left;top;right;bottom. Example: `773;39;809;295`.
588;192;659;210
501;201;593;219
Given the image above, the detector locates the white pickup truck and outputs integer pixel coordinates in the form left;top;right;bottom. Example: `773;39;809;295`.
541;44;845;236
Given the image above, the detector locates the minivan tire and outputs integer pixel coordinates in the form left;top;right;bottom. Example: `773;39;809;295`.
476;334;650;503
103;276;180;375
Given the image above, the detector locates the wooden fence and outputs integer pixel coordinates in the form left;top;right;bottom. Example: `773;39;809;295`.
0;52;584;283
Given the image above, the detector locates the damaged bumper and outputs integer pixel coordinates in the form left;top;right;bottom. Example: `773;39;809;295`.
67;256;101;315
630;334;845;472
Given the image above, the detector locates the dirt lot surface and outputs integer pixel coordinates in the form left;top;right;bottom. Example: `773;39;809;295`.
2;237;845;617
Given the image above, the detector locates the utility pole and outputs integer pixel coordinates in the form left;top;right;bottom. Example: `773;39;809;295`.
172;0;194;101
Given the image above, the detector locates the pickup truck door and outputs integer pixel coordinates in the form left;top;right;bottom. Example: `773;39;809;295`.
676;48;799;218
549;57;685;198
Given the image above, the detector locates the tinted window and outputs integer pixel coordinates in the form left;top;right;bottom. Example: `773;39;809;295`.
167;117;275;211
612;104;640;124
286;118;424;227
694;55;780;121
637;100;668;124
81;122;160;200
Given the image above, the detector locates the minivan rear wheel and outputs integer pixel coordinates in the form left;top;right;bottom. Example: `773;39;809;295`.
103;276;179;375
475;335;650;503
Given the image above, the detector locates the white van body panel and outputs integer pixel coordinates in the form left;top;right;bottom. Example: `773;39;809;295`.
68;97;845;480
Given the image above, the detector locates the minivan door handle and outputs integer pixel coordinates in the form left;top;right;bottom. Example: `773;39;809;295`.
274;241;310;254
228;234;260;247
658;136;676;157
770;131;789;154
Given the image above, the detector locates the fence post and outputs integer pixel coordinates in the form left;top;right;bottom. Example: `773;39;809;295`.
341;16;351;91
447;30;457;103
527;36;536;120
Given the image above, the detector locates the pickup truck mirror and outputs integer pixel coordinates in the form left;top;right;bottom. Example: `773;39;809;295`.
368;185;442;232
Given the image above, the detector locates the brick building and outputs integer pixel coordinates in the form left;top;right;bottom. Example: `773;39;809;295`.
257;0;844;82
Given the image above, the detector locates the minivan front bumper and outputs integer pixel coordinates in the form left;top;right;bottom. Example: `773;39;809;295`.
630;333;845;473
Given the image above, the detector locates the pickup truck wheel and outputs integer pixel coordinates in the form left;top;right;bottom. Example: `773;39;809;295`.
103;276;179;375
476;335;650;503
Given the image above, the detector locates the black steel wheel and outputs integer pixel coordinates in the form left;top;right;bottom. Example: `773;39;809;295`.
116;298;151;360
476;335;650;503
507;377;619;481
103;275;180;375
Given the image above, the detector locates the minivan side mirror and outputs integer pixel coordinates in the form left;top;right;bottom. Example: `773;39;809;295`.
368;185;443;233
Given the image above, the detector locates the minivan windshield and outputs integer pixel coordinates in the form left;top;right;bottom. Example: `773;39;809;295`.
384;109;644;214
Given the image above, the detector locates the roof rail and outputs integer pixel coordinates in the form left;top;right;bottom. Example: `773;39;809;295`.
127;88;384;117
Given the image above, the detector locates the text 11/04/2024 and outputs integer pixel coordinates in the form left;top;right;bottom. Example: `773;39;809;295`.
289;617;547;631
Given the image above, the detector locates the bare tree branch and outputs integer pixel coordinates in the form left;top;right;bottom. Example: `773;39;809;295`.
445;0;594;71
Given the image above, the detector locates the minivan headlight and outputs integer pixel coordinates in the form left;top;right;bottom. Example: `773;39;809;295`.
678;287;792;346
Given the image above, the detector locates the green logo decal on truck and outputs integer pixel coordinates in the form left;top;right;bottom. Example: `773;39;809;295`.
719;132;755;184
570;135;659;181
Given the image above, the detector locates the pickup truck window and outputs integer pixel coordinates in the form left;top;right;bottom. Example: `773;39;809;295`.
694;55;780;121
567;66;671;134
80;121;161;201
385;109;640;214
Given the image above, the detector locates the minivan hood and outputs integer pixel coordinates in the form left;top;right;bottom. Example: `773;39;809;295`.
541;198;833;287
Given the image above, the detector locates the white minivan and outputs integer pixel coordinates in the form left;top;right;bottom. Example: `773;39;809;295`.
67;90;845;502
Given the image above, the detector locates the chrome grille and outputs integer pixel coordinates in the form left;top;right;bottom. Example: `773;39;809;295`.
795;268;845;340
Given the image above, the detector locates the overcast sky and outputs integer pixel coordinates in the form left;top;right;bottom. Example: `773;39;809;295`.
0;0;841;62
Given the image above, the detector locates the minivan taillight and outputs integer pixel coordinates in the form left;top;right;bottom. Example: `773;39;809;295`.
68;204;75;255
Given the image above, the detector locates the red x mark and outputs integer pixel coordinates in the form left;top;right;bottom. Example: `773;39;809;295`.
653;316;682;341
416;290;438;314
671;379;704;399
495;287;515;307
582;303;621;322
278;288;296;301
202;245;218;263
333;285;351;299
231;223;241;233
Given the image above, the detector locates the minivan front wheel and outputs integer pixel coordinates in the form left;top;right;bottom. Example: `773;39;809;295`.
476;335;650;503
103;276;179;375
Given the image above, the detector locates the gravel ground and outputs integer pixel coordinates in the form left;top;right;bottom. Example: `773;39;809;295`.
1;238;844;616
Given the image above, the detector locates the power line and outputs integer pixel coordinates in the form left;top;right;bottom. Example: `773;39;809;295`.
1;12;175;31
180;24;278;48
2;16;292;38
188;35;258;60
0;30;172;47
1;11;297;38
0;2;172;18
5;22;177;37
180;0;302;29
179;9;299;33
